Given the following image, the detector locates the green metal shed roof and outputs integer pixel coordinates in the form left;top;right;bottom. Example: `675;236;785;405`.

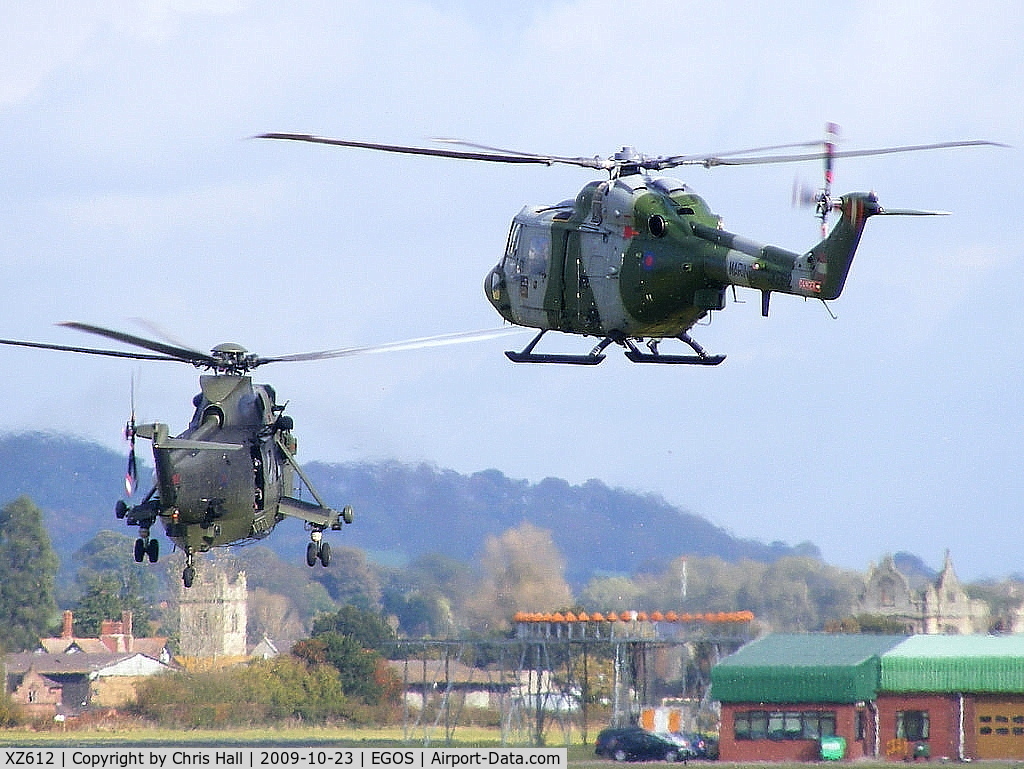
881;635;1024;693
711;634;906;704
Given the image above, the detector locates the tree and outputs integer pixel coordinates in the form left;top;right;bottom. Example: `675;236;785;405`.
634;554;864;632
581;575;643;611
852;614;915;634
310;545;383;609
73;574;126;636
70;530;163;636
296;605;401;704
249;588;309;650
466;522;573;632
382;589;454;638
227;546;335;633
292;632;388;703
0;497;59;651
381;553;473;636
311;604;395;651
132;656;350;726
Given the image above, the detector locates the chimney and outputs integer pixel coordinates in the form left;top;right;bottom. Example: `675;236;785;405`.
122;610;134;651
99;620;118;652
62;610;74;639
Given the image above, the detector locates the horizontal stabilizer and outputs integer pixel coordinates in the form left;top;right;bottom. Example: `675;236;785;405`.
279;496;339;528
155;437;243;451
878;207;951;216
133;422;243;451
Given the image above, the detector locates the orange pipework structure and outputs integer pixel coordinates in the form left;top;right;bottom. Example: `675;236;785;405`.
513;609;754;623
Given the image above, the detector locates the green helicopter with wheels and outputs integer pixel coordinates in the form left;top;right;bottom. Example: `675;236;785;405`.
0;322;516;586
260;126;1003;365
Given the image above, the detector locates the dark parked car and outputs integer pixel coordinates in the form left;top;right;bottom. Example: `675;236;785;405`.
656;732;718;760
595;727;686;762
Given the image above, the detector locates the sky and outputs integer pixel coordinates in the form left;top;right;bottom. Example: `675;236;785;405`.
0;0;1021;581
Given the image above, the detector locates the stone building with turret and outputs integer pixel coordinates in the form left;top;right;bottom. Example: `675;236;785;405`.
859;550;990;634
177;559;248;666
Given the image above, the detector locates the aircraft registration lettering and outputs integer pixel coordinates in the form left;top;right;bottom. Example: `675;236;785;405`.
727;258;751;281
798;277;822;293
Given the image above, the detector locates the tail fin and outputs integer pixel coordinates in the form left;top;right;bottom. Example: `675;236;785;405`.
812;192;882;300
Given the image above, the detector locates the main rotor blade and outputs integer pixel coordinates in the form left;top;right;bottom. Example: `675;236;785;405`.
255;327;526;365
258;133;556;164
0;337;179;362
129;317;200;352
59;322;216;367
662;139;827;167
685;140;1006;168
257;133;613;171
430;137;615;168
431;137;544;157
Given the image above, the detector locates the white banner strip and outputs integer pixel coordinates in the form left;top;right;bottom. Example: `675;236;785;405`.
0;749;567;769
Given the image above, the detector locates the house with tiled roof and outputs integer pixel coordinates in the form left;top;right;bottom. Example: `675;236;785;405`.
6;651;173;717
40;610;171;662
4;610;174;718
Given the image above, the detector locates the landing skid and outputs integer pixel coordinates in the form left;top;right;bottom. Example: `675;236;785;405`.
623;333;725;366
505;330;608;365
623;351;726;365
505;351;605;365
506;330;725;366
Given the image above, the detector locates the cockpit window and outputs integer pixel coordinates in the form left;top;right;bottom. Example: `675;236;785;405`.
505;221;522;258
523;231;550;275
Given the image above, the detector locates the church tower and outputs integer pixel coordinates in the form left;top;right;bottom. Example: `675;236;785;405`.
177;558;248;663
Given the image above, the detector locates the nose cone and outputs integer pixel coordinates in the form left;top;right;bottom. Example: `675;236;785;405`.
484;266;514;322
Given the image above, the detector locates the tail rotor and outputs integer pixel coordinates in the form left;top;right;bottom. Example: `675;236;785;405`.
818;122;839;234
792;122;843;235
124;377;138;497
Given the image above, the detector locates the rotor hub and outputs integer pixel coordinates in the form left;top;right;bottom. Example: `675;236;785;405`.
210;343;256;374
614;146;641;163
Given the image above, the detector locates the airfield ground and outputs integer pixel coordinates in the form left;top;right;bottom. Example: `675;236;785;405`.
0;728;1013;768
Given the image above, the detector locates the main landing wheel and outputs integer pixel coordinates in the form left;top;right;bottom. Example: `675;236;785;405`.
134;537;160;563
306;538;331;567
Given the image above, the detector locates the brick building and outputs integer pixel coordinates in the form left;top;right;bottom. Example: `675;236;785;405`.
712;633;1024;761
5;611;173;718
712;634;903;761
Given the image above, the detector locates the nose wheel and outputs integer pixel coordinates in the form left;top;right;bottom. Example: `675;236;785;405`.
182;553;196;588
306;530;331;567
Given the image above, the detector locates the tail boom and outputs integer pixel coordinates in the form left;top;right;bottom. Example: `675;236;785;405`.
693;191;881;304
